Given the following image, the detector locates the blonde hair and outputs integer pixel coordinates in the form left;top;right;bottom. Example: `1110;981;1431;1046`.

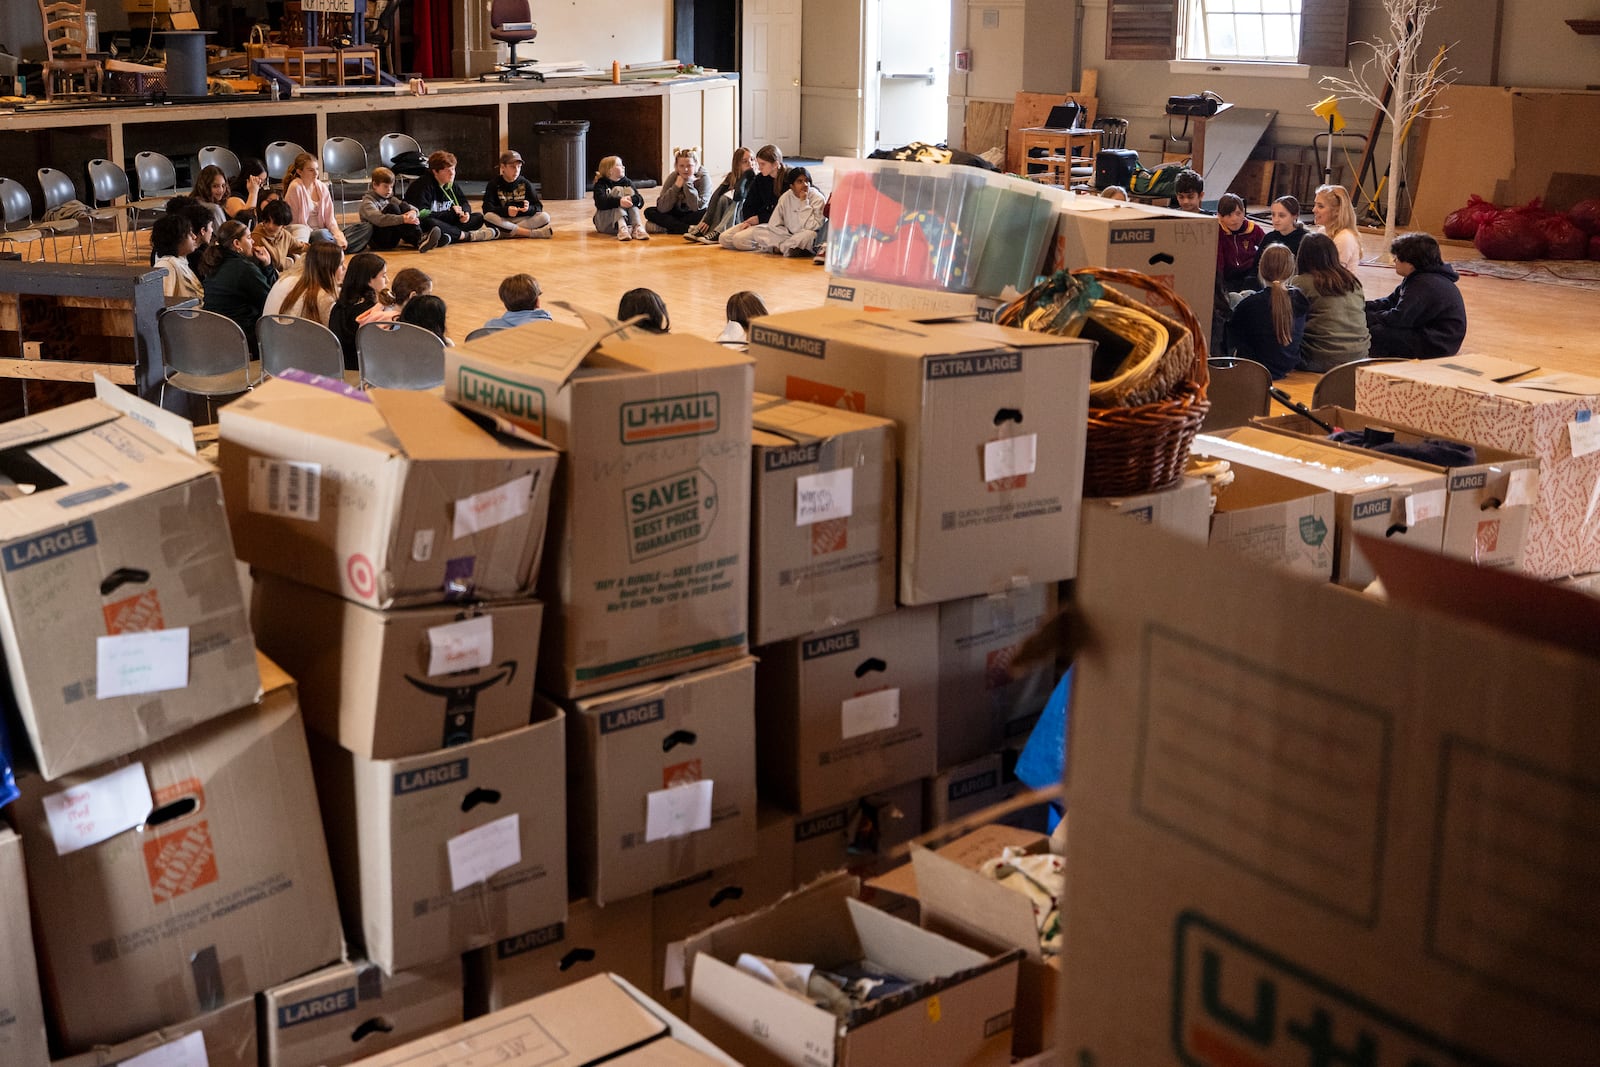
1256;245;1297;347
595;155;623;181
282;241;343;325
1315;184;1357;238
673;146;700;167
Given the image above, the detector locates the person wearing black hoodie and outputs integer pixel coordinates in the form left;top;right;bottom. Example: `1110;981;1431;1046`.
1365;232;1467;359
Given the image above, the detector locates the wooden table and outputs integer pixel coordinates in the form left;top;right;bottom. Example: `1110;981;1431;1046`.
1020;126;1102;185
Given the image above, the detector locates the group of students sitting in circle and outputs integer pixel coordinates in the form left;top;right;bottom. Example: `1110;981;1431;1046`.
1162;170;1468;379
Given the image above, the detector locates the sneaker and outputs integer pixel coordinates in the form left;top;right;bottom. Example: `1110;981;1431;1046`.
813;251;826;265
632;226;650;241
617;228;633;242
645;221;668;234
786;247;813;258
530;225;553;239
417;227;442;253
469;228;498;242
683;231;703;242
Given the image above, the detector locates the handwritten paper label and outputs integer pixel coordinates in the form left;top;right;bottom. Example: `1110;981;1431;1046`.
95;375;197;455
1505;468;1538;509
248;459;322;521
43;763;152;856
97;628;189;699
1404;489;1447;526
645;780;714;842
447;813;521;892
1569;412;1600;458
663;939;688;991
122;1031;209;1067
984;435;1037;482
453;474;533;539
795;468;854;526
426;615;494;676
841;688;900;740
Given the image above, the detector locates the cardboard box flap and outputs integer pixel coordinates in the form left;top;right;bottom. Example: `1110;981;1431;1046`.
690;953;841;1063
367;388;554;461
753;306;1061;359
457;315;619;388
909;848;1046;961
752;393;893;445
599;333;756;375
1361;360;1600;404
684;872;862;971
1200;430;1442;489
0;397;119;452
1505;371;1600;396
1253;407;1535;467
846;895;1004;979
223;377;395;449
1430;354;1539;381
880;312;1077;351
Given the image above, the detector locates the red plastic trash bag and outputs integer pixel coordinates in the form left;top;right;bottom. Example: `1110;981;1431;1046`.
1569;198;1600;235
1474;201;1549;261
1443;194;1499;240
1537;214;1588;259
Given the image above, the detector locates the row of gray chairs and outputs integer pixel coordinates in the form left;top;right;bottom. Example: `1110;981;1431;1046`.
1200;356;1413;434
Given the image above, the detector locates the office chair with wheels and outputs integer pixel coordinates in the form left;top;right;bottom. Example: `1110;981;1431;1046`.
481;0;543;82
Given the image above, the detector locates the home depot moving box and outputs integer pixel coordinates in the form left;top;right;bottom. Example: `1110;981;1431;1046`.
219;380;558;608
749;308;1093;604
51;998;256;1067
1063;508;1600;1064
310;708;566;975
466;894;654;1015
1203;460;1336;579
685;874;1020;1067
12;656;341;1052
0;830;48;1067
0;397;259;779
790;779;926;886
1193;428;1446;587
750;393;896;645
1356;359;1599;577
260;958;463;1067
936;585;1058;767
253;573;543;758
1083;475;1211;542
558;656;758;904
925;752;1020;829
758;607;939;814
1051;196;1219;322
1252;405;1539;569
346;973;740;1066
446;320;753;698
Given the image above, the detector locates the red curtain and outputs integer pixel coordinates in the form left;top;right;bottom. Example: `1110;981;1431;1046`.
410;0;454;78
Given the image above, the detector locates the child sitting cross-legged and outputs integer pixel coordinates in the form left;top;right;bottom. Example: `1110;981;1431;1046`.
483;151;552;239
361;167;439;253
593;156;648;241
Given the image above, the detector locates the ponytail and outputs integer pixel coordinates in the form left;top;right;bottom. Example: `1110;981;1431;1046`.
1256;244;1297;347
201;220;249;277
1268;279;1294;347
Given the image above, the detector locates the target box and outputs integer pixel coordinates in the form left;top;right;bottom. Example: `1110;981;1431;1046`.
220;380;559;610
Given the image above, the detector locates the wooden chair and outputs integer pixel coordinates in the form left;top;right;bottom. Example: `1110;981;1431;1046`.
37;0;102;102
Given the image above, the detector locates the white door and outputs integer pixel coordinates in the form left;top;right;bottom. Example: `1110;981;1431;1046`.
875;0;950;148
742;0;803;150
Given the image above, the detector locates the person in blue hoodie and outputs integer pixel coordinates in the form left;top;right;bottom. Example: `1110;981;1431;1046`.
1365;232;1467;359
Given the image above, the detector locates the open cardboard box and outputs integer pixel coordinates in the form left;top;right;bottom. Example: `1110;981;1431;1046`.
1083;475;1212;542
260;958;463;1067
51;998;256;1067
1202;459;1336;580
685;873;1020;1067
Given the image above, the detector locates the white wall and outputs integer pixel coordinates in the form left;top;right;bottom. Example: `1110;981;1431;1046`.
1498;0;1600;89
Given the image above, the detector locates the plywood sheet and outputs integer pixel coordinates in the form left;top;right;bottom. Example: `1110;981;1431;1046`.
964;100;1012;158
1507;91;1600;206
1410;86;1517;235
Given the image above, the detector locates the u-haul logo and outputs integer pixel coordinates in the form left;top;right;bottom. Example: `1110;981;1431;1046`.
456;367;546;436
497;921;565;959
1111;226;1157;244
764;442;821;473
278;988;357;1029
1352;498;1392;520
827;284;857;302
802;630;860;660
751;324;827;360
600;699;665;734
795;807;850;842
1173;912;1506;1067
621;393;720;444
3;520;97;571
625;468;718;561
393;758;469;795
1449;472;1487;492
925;351;1022;381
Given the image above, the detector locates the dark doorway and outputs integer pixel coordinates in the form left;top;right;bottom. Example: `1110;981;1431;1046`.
674;0;737;72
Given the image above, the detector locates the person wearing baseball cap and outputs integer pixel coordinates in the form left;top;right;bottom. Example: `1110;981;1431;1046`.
483;149;553;238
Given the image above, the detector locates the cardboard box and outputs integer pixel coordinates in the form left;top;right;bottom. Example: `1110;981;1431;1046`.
446;320;753;698
52;998;256;1067
253;573;543;759
260;958;463;1067
1251;405;1540;570
1062;506;1600;1064
310;709;567;975
220;380;558;609
935;585;1059;767
758;607;939;814
822;278;1004;321
1192;428;1447;587
12;656;341;1052
1356;359;1599;578
1050;196;1220;326
344;973;740;1066
750;393;897;646
0;829;48;1067
1084;475;1211;542
749;308;1093;604
651;809;796;1015
466;894;653;1016
1202;459;1337;579
791;779;926;887
925;752;1020;829
685;874;1020;1067
560;656;758;905
0;397;259;779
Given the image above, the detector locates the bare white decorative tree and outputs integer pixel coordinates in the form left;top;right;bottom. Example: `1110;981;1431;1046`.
1319;0;1458;256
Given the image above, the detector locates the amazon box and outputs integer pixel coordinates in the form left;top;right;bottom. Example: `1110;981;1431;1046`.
11;656;341;1053
0;829;48;1067
1063;506;1600;1065
558;656;758;905
936;585;1058;767
220;379;558;609
465;893;654;1015
749;308;1092;604
446;320;753;698
750;393;896;646
52;998;256;1067
685;874;1020;1067
310;708;567;975
758;607;939;814
0;397;259;779
260;958;463;1067
252;573;542;759
346;973;740;1066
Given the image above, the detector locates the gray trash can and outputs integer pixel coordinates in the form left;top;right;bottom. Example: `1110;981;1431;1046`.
533;119;590;200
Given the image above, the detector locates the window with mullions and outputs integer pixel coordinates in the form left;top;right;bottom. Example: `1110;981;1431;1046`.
1181;0;1302;63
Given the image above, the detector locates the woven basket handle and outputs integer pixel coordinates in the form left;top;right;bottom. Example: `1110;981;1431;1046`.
1069;267;1209;390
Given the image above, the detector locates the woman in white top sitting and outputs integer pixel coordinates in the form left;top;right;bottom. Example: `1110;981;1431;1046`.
262;239;344;324
283;152;349;251
1312;183;1362;272
150;214;203;302
720;168;826;256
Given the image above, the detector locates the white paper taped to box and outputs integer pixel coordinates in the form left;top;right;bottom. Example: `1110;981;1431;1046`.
43;763;153;856
447;813;522;891
96;628;190;699
427;615;495;676
645;780;714;842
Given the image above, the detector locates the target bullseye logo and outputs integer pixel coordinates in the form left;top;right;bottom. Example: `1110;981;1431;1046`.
347;554;377;599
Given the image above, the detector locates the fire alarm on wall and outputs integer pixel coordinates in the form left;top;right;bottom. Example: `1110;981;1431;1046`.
954;50;972;72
